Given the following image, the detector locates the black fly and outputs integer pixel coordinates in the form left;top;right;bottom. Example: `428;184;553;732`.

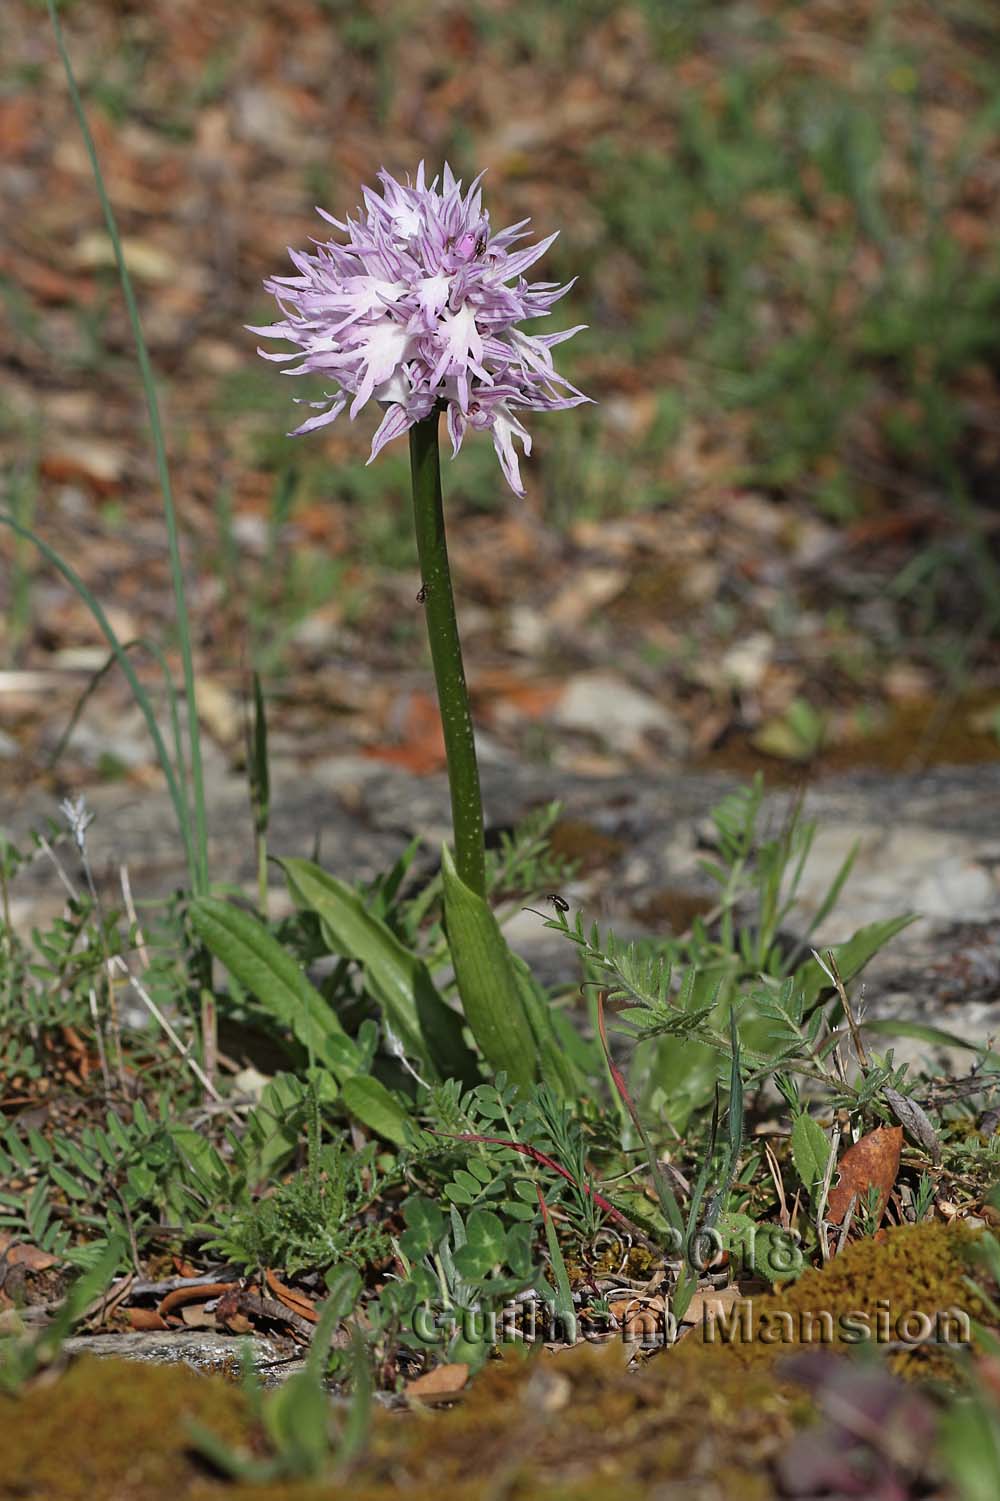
522;892;571;923
416;583;428;603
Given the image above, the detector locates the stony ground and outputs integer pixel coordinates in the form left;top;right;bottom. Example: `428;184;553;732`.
8;752;1000;1068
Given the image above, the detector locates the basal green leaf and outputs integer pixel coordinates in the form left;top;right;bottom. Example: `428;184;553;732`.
440;844;536;1089
509;950;580;1100
189;896;359;1074
279;857;476;1085
340;1075;412;1147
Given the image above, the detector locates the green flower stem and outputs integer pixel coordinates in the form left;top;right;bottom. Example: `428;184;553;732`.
408;409;486;898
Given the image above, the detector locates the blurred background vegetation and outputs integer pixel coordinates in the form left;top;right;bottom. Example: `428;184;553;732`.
3;0;1000;783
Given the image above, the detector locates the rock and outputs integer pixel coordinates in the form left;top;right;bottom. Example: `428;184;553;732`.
551;671;689;757
912;856;996;923
6;756;999;1065
779;824;998;941
57;1330;401;1401
60;1330;299;1387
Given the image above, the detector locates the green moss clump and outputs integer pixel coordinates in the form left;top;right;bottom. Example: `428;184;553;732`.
686;1221;985;1381
0;1355;251;1501
2;1224;989;1501
350;1341;805;1501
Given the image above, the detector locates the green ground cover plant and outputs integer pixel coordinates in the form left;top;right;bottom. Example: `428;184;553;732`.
3;4;1000;1499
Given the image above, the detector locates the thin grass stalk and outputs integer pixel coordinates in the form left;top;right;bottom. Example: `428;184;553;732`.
47;0;209;896
595;992;684;1237
0;518;196;882
48;638;191;835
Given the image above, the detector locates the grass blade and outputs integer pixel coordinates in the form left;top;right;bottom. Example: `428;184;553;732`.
46;0;208;894
595;993;684;1237
0;516;195;884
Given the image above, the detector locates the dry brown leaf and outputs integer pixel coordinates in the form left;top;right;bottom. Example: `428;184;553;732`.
679;1285;746;1329
180;1302;218;1328
264;1268;319;1324
194;676;243;744
158;1281;235;1320
883;1087;942;1164
547;567;628;629
406;1362;470;1401
0;1238;58;1273
826;1125;902;1228
219;1309;254;1335
364;691;446;775
474;671;563;726
123;1308;166;1332
40;443;125;496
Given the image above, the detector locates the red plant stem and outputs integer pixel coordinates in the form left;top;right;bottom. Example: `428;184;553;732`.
431;1128;658;1251
596;989;647;1142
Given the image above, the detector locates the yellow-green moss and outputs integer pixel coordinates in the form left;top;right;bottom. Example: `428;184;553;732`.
350;1342;802;1501
684;1220;985;1382
0;1355;251;1501
2;1223;991;1501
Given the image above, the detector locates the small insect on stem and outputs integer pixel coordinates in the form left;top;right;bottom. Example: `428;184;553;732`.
521;892;571;923
416;582;428;603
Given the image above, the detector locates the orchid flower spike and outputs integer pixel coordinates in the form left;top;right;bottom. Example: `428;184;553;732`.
250;162;590;496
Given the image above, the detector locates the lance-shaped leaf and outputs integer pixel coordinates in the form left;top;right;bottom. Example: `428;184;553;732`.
280;856;476;1085
189;897;359;1074
340;1076;412;1148
509;949;580;1101
440;843;536;1089
190;898;408;1144
795;914;916;1010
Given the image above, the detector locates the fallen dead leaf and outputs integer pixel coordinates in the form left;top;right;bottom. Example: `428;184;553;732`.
126;1307;169;1331
40;443;126;496
406;1362;470;1401
472;669;563;725
678;1285;747;1329
547;566;628;629
364;691;446;775
220;1308;254;1335
883;1087;941;1165
194;675;243;744
158;1281;236;1321
0;1237;59;1273
265;1267;319;1324
180;1302;218;1329
826;1125;903;1228
0;253;97;305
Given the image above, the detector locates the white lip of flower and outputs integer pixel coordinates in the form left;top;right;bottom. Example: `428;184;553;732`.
390;204;423;238
374;370;413;406
251;161;591;496
415;271;453;319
